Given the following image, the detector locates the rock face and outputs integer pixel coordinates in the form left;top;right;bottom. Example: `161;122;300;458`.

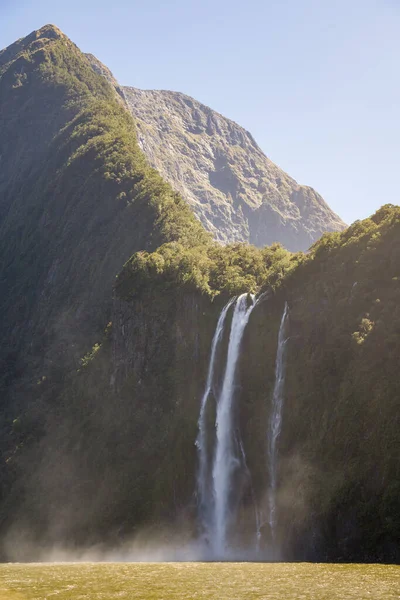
100;207;400;563
83;52;345;251
122;87;345;250
10;206;396;563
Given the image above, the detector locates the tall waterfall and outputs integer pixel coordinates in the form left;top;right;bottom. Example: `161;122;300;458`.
267;302;289;539
238;437;261;554
211;293;256;557
196;298;234;539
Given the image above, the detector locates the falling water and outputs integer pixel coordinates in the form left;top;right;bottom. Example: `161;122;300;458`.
267;302;289;539
211;293;256;558
238;437;261;555
196;298;234;539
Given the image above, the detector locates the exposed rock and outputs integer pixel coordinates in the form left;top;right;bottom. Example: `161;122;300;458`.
85;53;126;104
122;87;345;250
84;47;346;252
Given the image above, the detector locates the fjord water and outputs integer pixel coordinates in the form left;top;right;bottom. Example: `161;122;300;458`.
0;562;398;599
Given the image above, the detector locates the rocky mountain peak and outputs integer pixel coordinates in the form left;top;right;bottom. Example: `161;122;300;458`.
81;52;346;252
122;86;345;251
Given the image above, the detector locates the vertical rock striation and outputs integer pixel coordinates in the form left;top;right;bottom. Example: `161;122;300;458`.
122;86;345;250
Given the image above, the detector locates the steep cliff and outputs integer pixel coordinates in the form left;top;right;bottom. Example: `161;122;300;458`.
122;86;345;250
0;24;295;553
114;206;400;562
82;52;345;252
0;22;210;501
0;26;210;378
113;205;400;563
0;25;398;564
4;207;399;563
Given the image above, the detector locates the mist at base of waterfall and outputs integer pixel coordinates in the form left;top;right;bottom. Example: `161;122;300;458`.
1;532;280;564
2;511;282;563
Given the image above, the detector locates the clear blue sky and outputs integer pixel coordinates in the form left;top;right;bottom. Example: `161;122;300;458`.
2;0;399;224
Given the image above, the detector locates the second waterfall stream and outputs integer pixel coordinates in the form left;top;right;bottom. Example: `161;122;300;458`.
267;302;289;540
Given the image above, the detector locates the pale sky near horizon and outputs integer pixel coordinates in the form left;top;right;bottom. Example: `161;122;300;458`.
1;0;399;225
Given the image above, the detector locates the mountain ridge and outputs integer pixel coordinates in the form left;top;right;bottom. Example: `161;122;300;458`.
122;85;346;250
82;51;345;251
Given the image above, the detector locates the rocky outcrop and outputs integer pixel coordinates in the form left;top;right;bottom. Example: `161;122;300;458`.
123;87;345;250
84;44;345;251
84;53;126;104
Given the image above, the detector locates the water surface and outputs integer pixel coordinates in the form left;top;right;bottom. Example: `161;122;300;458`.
0;562;398;599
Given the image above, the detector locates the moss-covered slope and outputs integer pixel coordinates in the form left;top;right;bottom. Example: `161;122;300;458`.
0;24;212;542
0;24;209;406
243;205;400;561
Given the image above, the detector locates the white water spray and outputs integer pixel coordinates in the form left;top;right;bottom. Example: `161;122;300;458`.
211;293;256;557
196;298;234;538
267;302;289;539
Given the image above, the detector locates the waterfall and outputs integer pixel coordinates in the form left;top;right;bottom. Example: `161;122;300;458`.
238;437;261;555
196;298;234;539
267;302;289;539
211;293;256;558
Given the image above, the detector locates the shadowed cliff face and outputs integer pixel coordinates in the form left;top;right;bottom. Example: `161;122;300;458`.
121;87;345;251
110;207;400;563
0;27;210;369
0;22;209;483
4;208;399;564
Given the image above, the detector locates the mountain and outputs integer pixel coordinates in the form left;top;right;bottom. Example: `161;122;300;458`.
0;23;209;453
0;25;398;564
121;87;345;250
83;53;345;251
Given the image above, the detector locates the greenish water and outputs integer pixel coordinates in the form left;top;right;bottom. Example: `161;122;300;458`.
0;562;398;599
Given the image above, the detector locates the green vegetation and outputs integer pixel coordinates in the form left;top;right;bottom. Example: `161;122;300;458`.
116;241;301;299
240;204;400;561
0;24;212;553
0;24;211;417
0;23;211;378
